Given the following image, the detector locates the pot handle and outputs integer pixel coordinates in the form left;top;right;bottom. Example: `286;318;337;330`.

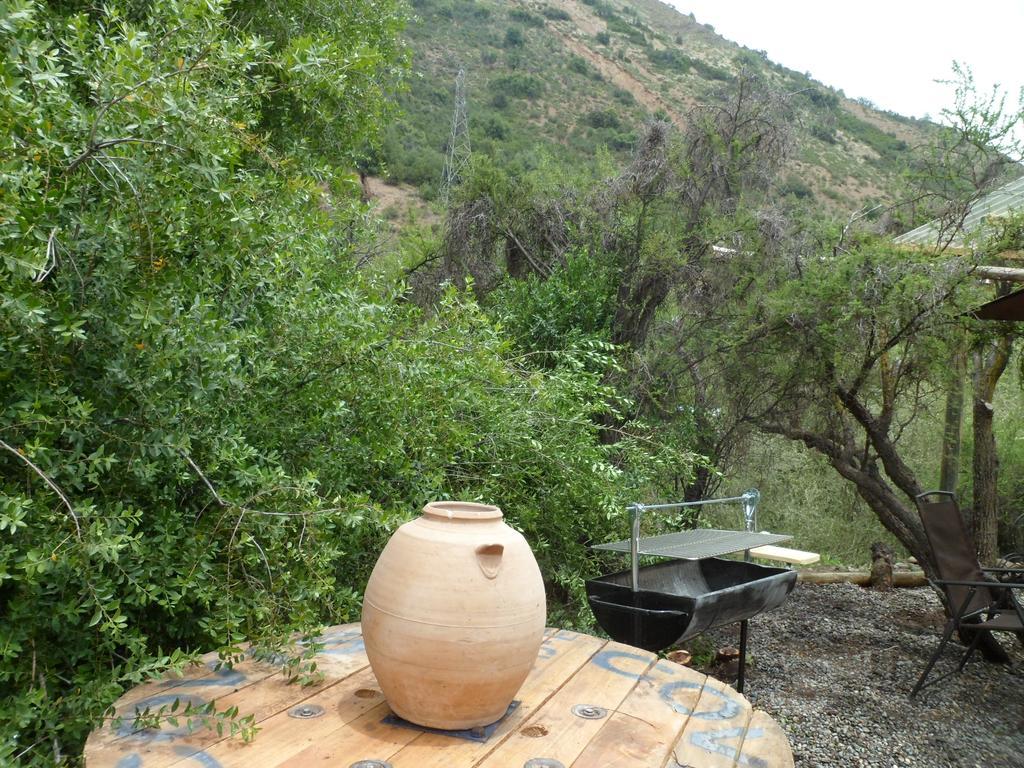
475;543;504;579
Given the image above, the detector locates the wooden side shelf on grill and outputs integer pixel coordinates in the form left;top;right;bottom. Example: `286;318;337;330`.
749;545;821;566
84;623;795;768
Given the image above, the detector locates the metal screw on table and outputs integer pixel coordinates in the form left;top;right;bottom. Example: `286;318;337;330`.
288;703;325;719
571;704;608;720
349;761;394;768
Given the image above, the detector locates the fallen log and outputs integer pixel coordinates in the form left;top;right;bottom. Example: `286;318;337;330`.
798;570;927;587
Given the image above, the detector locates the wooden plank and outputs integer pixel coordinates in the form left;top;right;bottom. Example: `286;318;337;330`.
83;623;797;768
96;649;227;710
388;629;606;768
102;671;350;768
272;699;423;767
179;665;384;767
85;659;284;766
738;710;795;768
749;545;820;566
84;624;367;768
161;631;372;768
472;641;657;768
571;658;706;768
271;631;609;768
294;622;370;679
671;674;752;768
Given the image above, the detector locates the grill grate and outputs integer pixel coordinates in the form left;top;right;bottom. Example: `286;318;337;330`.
592;529;791;561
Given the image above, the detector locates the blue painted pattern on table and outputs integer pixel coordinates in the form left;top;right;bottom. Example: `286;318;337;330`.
151;663;247;697
690;726;767;767
535;642;558;660
163;665;247;688
313;628;361;645
318;636;365;656
659;680;742;720
115;694;208;742
591;648;649;678
305;628;364;655
545;630;576;642
174;745;225;767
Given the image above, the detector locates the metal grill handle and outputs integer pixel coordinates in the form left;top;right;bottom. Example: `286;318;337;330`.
625;489;761;591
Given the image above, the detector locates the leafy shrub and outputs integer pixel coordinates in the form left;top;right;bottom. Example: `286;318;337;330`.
1;3;685;762
646;48;729;81
647;47;692;73
509;8;544;27
490;252;615;362
609;130;638;150
0;0;400;758
811;123;838;144
779;174;815;199
482;115;510;139
504;26;525;47
542;6;572;21
569;54;602;80
604;14;647;45
612;86;636;105
584;108;622;130
490;73;545;100
691;58;731;82
801;88;840;110
835;109;910;162
595;30;611;45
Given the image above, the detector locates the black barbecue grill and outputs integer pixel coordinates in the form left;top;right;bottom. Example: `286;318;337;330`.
586;490;798;692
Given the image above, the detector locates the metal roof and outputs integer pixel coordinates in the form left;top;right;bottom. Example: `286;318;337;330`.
971;288;1024;321
894;174;1024;248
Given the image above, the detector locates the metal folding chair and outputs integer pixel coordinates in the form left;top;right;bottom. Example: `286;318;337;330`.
911;491;1024;697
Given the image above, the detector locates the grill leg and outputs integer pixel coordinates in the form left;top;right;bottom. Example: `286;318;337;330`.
737;619;749;694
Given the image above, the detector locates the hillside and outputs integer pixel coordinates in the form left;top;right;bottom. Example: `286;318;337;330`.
380;0;943;215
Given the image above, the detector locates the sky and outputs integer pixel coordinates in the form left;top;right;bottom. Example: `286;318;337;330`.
664;1;1022;125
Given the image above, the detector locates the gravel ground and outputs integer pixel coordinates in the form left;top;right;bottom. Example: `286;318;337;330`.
699;583;1024;768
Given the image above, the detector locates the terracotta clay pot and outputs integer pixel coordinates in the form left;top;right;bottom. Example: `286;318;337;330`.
361;501;546;730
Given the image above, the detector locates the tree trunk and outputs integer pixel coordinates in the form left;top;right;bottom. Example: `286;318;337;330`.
971;334;1012;565
939;344;966;492
758;419;934;572
870;542;894;591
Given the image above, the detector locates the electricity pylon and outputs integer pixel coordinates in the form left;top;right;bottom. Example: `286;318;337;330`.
441;68;471;206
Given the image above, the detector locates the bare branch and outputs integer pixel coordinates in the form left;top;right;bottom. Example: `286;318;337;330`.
66;138;187;176
0;439;81;539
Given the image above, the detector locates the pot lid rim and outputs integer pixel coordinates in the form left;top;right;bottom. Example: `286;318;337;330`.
422;501;503;520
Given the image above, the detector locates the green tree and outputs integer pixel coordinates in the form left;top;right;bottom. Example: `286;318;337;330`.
229;0;409;165
439;75;789;496
1;3;685;762
0;0;405;759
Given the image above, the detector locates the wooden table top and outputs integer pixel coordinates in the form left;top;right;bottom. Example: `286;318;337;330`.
84;622;794;768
